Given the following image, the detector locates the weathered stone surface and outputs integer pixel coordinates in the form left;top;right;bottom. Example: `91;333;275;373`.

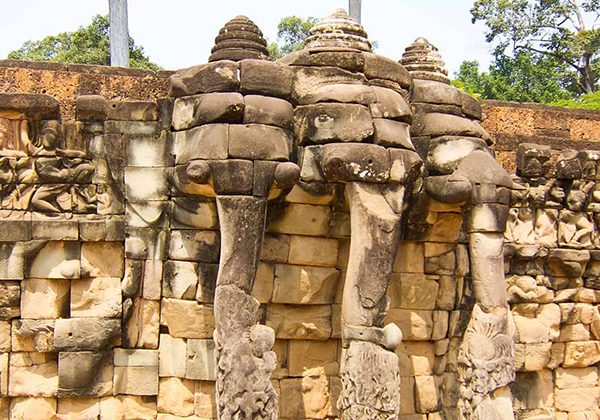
99;395;157;419
412;113;489;139
288;340;338;376
369;86;411;121
0;93;60;119
363;52;411;88
563;341;600;367
172;92;244;130
21;279;69;319
288;236;339;267
386;309;433;340
292;66;367;102
168;230;220;262
266;304;332;339
209;159;254;195
511;370;554;410
9;352;58;397
186;339;216;381
169;61;240;97
54;318;121;351
280;376;337;419
240;59;293;99
174;124;229;163
243;94;293;130
297;83;377;105
554;386;600;412
160;299;215;339
0;322;9;352
272;264;339;304
123;298;160;349
158;334;186;378
57;397;101;419
388;273;439;310
163;260;198;300
228;124;293;161
321;142;391;183
0;353;6;396
27;241;80;279
268;203;331;236
373;118;414;149
71;277;122;318
114;366;159;396
158;377;195;417
9;397;57;419
11;320;55;352
425;136;488;175
58;351;112;397
294;103;374;144
209;16;269;62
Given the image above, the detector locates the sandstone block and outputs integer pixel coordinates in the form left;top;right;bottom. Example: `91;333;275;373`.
412;113;489;139
11;320;55;352
57;397;100;419
240;59;293;98
559;324;591;342
294;103;373;144
386;309;433;340
163;261;198;300
321;142;391;183
511;370;554;410
114;349;158;367
168;230;220;263
54;318;121;351
143;260;163;300
369;86;411;121
288;236;338;267
195;263;218;303
394;242;425;273
0;353;6;396
27;241;80;279
194;381;216;419
280;376;334;419
21;279;69;319
250;262;274;304
99;395;157;420
363;52;411;87
414;375;440;413
228;124;292;161
296;83;377;105
288;340;338;376
186;339;216;381
373;119;414;149
123;298;160;349
158;377;195;417
171;197;219;230
554;386;600;412
266;304;332;340
555;367;599;389
172;92;244;130
388;273;439;310
292;66;367;102
402;341;436;376
168;61;240;97
267;203;331;236
9;352;58;397
71;277;122;318
114;366;159;396
80;241;124;278
9;397;57;420
563;341;600;367
173;124;229;163
243;95;294;130
31;214;78;241
0;322;9;352
273;264;339;305
159;334;186;378
210;159;254;194
160;299;214;339
58;351;112;397
124;167;169;203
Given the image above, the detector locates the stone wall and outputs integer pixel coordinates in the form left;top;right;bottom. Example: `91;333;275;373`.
0;56;598;420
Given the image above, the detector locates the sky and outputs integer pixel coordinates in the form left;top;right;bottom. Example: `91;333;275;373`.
0;0;493;76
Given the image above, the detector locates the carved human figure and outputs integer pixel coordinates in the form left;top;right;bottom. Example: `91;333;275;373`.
168;16;297;419
401;38;516;419
282;10;421;418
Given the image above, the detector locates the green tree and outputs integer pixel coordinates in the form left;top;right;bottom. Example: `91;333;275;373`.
8;15;160;71
454;51;573;103
471;0;600;94
268;16;318;59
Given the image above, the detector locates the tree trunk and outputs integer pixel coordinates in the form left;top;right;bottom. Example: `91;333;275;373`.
349;0;362;23
581;53;595;94
109;0;130;67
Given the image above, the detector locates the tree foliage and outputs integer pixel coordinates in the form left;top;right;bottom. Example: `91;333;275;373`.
268;16;318;59
454;51;573;103
471;0;600;94
8;15;160;70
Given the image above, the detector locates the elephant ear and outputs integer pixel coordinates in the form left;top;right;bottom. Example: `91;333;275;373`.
452;150;512;188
